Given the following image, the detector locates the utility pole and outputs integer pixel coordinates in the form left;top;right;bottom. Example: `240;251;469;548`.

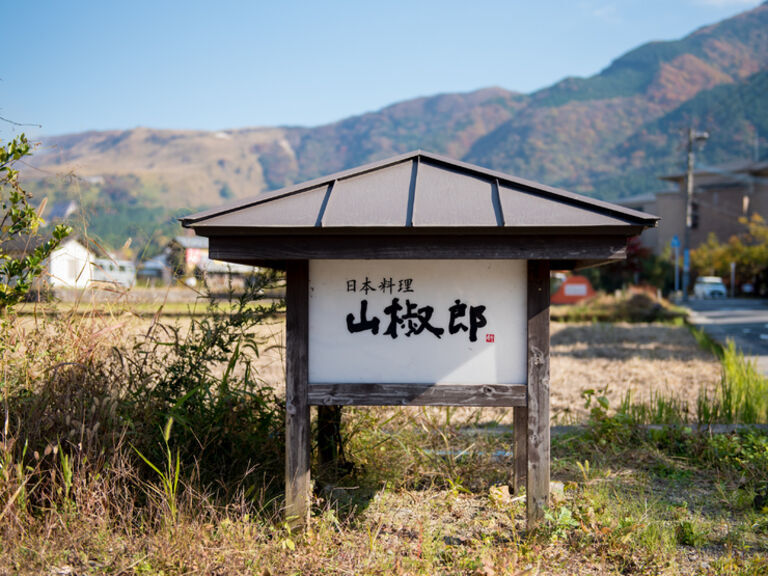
671;235;680;295
682;127;709;302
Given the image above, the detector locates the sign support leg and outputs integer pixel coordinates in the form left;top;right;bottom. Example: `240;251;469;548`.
513;406;527;495
317;405;343;473
285;260;311;527
526;260;551;528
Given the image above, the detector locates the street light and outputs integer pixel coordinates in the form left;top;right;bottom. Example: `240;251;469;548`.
682;127;709;302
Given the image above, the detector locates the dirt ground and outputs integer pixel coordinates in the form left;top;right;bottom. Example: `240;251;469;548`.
549;322;720;422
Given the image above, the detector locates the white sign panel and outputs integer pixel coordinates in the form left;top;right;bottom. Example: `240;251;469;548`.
309;260;527;385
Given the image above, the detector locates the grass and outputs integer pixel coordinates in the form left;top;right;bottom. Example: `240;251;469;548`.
3;402;767;575
15;298;284;317
717;340;768;424
574;332;768;429
2;283;767;574
132;417;181;524
690;327;768;425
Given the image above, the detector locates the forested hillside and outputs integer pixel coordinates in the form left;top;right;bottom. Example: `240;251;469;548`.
22;2;768;252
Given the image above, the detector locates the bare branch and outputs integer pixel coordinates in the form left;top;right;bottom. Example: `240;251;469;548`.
0;114;42;129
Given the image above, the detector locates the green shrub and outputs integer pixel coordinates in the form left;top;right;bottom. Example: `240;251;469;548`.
114;275;285;494
551;291;685;323
1;135;70;312
675;519;706;547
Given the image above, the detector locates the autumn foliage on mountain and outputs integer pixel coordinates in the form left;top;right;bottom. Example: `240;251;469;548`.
22;3;768;251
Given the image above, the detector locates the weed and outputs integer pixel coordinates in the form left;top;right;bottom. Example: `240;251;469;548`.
543;504;580;541
710;553;768;575
4;271;768;573
582;388;636;444
111;275;286;496
57;443;73;502
675;519;706;547
132;417;181;524
690;327;768;425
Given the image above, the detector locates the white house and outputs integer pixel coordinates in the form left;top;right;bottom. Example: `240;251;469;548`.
48;239;95;289
92;258;136;288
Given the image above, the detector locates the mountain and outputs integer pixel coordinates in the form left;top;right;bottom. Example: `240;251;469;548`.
464;1;768;194
21;2;768;252
32;87;526;206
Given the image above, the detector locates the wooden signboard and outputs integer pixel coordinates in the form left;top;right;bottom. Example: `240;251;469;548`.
286;258;551;526
181;150;657;531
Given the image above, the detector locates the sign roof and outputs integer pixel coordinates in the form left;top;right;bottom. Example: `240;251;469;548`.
182;150;658;232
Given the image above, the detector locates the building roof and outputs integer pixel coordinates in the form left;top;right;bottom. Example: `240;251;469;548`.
614;193;661;208
3;232;50;255
182;150;657;231
3;232;93;257
202;258;256;275
660;159;768;183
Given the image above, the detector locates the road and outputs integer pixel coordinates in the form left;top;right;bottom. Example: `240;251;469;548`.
684;298;768;374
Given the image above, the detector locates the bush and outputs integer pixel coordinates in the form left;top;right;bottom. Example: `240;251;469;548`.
1;135;70;312
581;237;674;294
550;289;685;323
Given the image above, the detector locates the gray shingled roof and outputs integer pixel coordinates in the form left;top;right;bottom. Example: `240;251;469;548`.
660;159;768;182
182;150;658;232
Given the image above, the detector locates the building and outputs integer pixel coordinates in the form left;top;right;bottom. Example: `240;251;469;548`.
48;238;95;289
92;257;136;288
620;160;768;255
168;235;210;276
43;200;79;224
168;235;257;285
136;254;171;286
4;234;139;291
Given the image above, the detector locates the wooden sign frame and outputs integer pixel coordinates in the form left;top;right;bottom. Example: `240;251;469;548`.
181;150;657;532
284;259;550;527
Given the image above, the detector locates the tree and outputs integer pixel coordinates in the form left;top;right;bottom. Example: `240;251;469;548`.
691;214;768;290
0;135;70;311
582;236;673;293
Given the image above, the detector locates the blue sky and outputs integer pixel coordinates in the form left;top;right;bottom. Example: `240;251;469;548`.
1;0;762;137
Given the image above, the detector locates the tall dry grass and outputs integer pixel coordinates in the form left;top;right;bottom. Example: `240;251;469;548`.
1;277;288;573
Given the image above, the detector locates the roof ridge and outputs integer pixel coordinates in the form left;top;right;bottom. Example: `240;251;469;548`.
181;151;658;227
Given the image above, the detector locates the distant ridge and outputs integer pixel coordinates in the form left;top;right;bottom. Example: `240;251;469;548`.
22;2;768;251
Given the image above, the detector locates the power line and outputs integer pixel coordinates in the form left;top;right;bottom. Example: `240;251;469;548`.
0;115;42;129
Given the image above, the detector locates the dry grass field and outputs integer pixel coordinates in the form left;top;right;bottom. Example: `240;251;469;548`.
550;322;720;423
232;318;721;425
3;299;767;575
107;315;718;429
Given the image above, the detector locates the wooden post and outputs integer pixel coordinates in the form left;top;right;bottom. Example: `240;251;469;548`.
317;405;343;474
285;260;311;527
526;260;550;527
512;406;527;495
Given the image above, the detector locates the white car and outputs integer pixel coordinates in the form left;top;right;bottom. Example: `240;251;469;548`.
694;276;727;298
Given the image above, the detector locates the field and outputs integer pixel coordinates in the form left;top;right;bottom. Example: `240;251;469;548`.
550;322;720;422
1;293;767;575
